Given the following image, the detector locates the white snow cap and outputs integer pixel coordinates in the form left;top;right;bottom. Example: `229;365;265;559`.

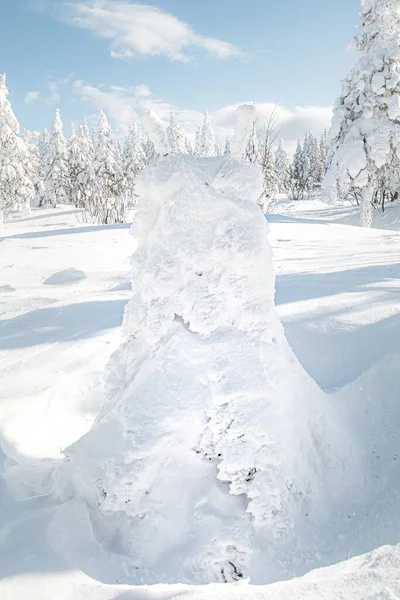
230;104;258;159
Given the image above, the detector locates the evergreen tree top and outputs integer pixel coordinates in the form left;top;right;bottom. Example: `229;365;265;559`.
0;74;8;96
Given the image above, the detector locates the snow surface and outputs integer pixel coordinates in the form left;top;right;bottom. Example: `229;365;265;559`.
1;192;400;596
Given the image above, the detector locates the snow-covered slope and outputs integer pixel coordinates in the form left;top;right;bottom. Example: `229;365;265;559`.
1;192;400;597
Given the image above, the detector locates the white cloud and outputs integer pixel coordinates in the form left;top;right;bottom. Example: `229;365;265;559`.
59;0;243;62
48;81;61;104
24;91;41;104
135;84;151;98
71;79;333;152
73;80;141;133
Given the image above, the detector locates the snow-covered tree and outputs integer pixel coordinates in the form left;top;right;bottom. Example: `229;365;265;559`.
143;137;157;165
317;130;328;183
22;129;40;195
258;136;279;212
0;74;34;218
287;139;310;201
68;120;94;209
41;109;69;207
68;123;83;207
185;136;193;155
323;0;400;226
193;126;202;156
274;139;291;193
198;110;217;157
166;111;186;154
224;136;231;156
61;154;348;584
303;131;319;191
88;109;125;224
123;122;146;209
243;121;260;164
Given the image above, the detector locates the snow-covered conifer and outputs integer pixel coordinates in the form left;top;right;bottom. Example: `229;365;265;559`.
62;154;348;583
0;74;34;218
323;0;400;226
166;111;186;154
224;136;231;156
123;122;146;209
243;121;260;164
68;120;94;209
317;130;328;183
89;109;125;224
287;139;310;201
143;137;157;165
198;110;217;157
274;139;291;193
303;131;319;191
22;129;40;198
193;126;202;156
41;109;69;207
258;136;279;212
185;136;193;155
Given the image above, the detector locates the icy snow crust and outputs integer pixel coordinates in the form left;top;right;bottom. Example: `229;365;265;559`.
59;156;352;584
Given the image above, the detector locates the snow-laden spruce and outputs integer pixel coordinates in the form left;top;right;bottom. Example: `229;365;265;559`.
275;139;291;193
122;122;146;208
40;109;69;208
59;154;352;585
166;111;186;154
195;109;219;156
89;109;125;223
323;0;400;227
0;74;34;219
68;120;94;209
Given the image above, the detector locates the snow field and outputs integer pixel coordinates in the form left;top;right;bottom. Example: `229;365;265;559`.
1;193;400;596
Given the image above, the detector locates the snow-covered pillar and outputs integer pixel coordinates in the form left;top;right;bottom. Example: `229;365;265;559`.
59;154;352;585
230;104;258;159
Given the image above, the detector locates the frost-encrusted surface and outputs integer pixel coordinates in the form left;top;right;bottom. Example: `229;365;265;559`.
60;155;350;584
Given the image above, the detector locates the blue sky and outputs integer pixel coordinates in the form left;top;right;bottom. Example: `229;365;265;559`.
3;0;361;147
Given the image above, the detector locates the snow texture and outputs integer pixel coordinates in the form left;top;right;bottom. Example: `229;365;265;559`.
58;155;351;585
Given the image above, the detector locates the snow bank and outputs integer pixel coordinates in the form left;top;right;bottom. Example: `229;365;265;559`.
57;155;352;585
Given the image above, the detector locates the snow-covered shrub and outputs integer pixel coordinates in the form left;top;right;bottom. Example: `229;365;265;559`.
324;0;400;226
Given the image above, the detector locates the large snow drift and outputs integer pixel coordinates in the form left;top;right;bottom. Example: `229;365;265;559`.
57;155;352;585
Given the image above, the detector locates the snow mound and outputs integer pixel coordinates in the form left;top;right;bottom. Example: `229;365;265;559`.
44;268;86;285
57;155;353;585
